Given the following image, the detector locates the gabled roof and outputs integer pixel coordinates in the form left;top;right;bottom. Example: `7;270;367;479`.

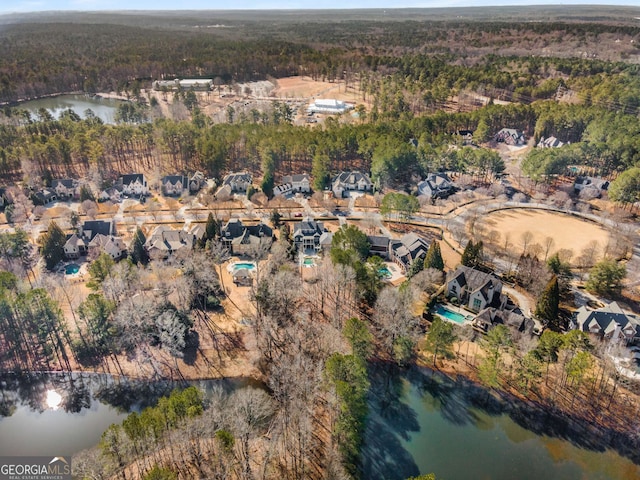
448;266;502;295
293;219;324;238
121;174;145;185
223;172;252;186
367;235;390;249
221;219;272;242
64;233;84;250
82;220;113;241
574;302;640;338
162;175;187;186
332;171;372;187
145;226;195;253
283;173;310;183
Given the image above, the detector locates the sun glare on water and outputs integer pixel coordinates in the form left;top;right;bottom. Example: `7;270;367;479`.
46;389;62;410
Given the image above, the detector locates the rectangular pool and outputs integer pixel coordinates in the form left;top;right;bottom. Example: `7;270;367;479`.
433;304;468;324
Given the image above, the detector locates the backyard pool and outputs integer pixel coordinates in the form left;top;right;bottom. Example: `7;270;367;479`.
378;267;392;279
229;262;256;273
433;304;470;324
64;264;80;275
302;257;317;267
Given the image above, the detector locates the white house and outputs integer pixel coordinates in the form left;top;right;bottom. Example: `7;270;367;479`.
99;185;123;203
537;136;564;148
307;99;354;115
389;233;429;273
274;173;311;197
495;128;526;146
161;175;187;196
292;218;326;252
446;266;506;313
221;172;252;194
189;172;205;193
331;171;373;198
119;174;148;197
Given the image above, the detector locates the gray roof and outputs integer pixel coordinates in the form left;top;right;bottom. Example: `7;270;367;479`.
448;266;502;302
223;172;252;186
121;173;145;185
283;173;310;183
574;302;640;337
293;219;324;239
332;171;372;187
162;175;187;186
82;220;113;241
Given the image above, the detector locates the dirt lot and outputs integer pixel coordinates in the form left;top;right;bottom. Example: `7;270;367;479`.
272;76;364;104
483;208;611;264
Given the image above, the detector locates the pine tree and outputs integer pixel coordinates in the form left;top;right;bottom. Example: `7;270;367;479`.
200;213;220;247
461;240;474;267
535;275;560;330
424;240;445;271
130;227;149;265
40;221;66;270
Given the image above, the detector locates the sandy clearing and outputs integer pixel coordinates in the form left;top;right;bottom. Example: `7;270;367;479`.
482;208;611;263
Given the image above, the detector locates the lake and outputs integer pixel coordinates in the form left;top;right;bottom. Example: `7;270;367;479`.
0;373;252;456
15;94;125;124
362;368;640;480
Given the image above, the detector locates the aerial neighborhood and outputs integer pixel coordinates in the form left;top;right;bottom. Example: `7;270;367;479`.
1;6;640;478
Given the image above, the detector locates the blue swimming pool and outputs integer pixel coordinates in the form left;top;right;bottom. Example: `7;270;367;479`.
433;304;468;324
378;267;392;279
232;262;256;272
64;264;80;275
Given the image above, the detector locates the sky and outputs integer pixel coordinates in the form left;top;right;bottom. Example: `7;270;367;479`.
2;0;640;15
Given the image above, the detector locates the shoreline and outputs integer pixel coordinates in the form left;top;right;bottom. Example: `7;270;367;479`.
1;91;130;108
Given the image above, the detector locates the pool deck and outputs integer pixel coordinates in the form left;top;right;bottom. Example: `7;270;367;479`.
434;303;475;325
383;262;405;285
226;261;257;273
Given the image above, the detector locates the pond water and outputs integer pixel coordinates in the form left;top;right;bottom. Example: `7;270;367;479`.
0;373;253;456
15;94;125;124
362;368;640;480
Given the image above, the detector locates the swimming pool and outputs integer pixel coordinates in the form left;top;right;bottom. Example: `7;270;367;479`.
303;257;316;267
231;262;256;272
433;304;469;324
64;264;80;275
378;267;392;279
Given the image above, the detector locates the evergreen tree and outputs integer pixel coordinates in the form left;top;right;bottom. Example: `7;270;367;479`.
424;240;445;271
131;227;149;265
461;240;474;267
586;259;626;297
40;221;66;270
200;213;220;247
535;275;560;330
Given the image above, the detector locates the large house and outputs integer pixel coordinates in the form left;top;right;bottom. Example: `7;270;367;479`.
417;173;455;199
145;225;196;259
52;179;79;199
331;171;373;198
495;128;526;146
220;172;252;194
161;175;187;196
99;185;124;203
537;136;564;149
220;219;273;255
274;174;311;197
188;172;205;193
307;99;354;115
32;188;57;205
367;235;391;258
473;307;534;335
292;218;326;252
118;174;148;197
64;220;125;260
446;266;506;313
572;302;640;344
389;233;430;273
574;176;609;197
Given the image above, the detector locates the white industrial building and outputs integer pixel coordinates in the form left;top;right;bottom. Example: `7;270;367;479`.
153;79;213;91
307;99;354;115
